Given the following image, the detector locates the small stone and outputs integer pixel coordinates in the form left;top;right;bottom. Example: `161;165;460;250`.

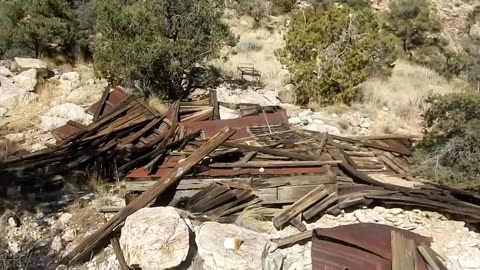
298;110;313;120
51;236;63;252
62;229;77;242
8;216;20;227
354;211;370;223
288;117;301;125
448;241;457;248
0;66;13;77
389;208;403;215
458;255;480;269
399;223;417;230
373;206;385;213
58;212;73;225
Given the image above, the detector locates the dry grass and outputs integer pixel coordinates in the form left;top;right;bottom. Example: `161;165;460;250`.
359;60;469;133
211;15;289;87
148;95;169;114
0;138;17;161
36;80;62;106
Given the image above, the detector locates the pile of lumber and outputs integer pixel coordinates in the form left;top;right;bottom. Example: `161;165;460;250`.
1;87;478;267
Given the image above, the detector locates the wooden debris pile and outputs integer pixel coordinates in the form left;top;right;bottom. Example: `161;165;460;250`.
0;87;478;267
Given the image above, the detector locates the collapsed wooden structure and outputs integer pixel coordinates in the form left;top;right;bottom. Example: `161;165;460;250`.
0;87;479;266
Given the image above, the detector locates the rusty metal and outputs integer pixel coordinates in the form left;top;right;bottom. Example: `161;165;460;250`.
312;223;432;270
181;109;288;139
312;237;390;270
87;87;128;116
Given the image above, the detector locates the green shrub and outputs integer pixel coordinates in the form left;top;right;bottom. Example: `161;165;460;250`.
384;0;441;53
270;0;296;15
308;0;369;10
276;6;398;105
0;0;81;59
92;0;236;98
414;93;480;187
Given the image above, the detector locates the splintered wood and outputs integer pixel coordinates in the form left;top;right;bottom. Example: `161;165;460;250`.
60;127;235;265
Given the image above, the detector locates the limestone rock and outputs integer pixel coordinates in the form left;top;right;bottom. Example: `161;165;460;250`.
59;72;81;92
58;212;73;225
458;254;480;269
219;106;239;120
470;22;480;40
51;236;63;253
62;229;77;242
196;222;272;270
14;57;48;75
277;84;295;104
120;207;190;270
40;116;68;131
41;103;92;131
0;107;8;117
0;66;13;77
13;69;38;91
4;133;24;144
303;123;341;135
288;117;301;125
0;76;28;109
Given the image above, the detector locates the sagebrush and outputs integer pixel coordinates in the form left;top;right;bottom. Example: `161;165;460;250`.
276;5;398;105
414;93;480;187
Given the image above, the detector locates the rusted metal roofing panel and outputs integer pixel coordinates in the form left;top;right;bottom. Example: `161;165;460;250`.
312;223;432;270
87;87;128;116
312;238;390;270
51;121;83;140
181;109;288;139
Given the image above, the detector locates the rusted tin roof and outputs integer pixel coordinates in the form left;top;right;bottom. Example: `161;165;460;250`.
312;223;432;270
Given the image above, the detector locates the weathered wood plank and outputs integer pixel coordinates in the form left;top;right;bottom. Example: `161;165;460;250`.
417;245;448;270
60;127;235;265
272;185;328;229
272;230;313;248
303;192;338;220
391;231;416;270
209;160;341;168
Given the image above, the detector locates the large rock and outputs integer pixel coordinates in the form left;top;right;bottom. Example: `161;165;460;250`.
0;76;28;109
276;84;295;104
13;57;48;75
303;123;341;135
120;207;190;270
59;72;81;92
45;103;92;124
0;66;13;77
13;69;38;91
196;222;274;270
470;22;480;40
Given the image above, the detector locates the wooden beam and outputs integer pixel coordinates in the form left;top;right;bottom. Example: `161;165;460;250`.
272;185;328;229
272;230;313;248
210;90;220;120
222;141;317;161
417;245;448;270
391;231;416;270
303;192;338;220
93;85;111;122
330;134;412;156
209;160;342;168
59;127;235;265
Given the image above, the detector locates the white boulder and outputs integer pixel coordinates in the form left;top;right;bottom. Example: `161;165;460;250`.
0;107;8;117
276;84;295;104
41;103;92;131
14;57;48;75
59;72;81;92
303;123;341;135
219;106;239;120
13;69;38;91
196;222;273;270
0;66;13;77
0;76;28;109
120;207;190;270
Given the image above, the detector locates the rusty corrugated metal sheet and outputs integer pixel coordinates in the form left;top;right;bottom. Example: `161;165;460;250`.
312;223;432;270
52;123;82;140
312;238;390;270
181;109;288;139
87;87;128;116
